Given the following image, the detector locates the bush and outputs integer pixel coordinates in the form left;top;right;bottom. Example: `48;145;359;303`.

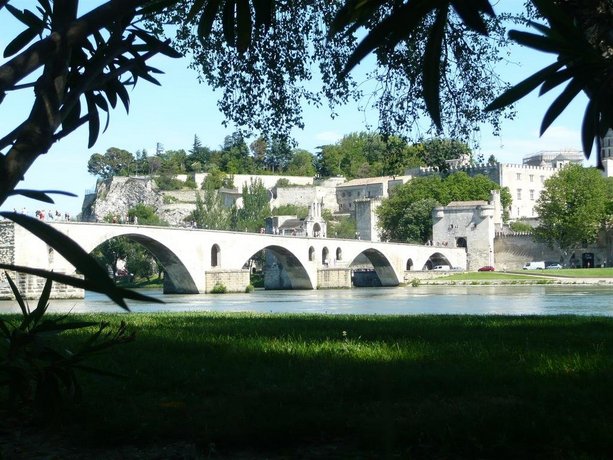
410;278;421;287
245;284;254;293
211;282;227;294
184;176;197;189
0;275;134;415
155;174;184;191
276;178;290;187
509;220;534;233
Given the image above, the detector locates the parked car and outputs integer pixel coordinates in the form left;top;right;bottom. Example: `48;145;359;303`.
478;266;495;272
523;261;545;270
433;265;451;271
545;263;562;269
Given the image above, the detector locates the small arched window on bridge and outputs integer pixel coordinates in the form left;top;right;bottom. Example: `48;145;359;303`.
322;247;329;266
308;246;315;262
406;258;413;270
336;247;342;261
211;244;221;267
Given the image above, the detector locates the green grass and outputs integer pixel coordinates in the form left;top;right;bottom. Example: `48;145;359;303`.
543;267;613;278
441;272;542;281
3;313;612;458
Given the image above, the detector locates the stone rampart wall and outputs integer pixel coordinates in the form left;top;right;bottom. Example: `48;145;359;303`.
273;186;338;211
494;234;611;270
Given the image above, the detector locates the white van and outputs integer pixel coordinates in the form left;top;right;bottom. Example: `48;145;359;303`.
523;261;545;270
433;265;451;271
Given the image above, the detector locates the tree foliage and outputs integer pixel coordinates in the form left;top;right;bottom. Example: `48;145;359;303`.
153;1;515;145
152;0;611;163
377;172;508;243
232;178;270;232
533;164;611;252
87;148;136;179
190;187;231;230
315;132;423;179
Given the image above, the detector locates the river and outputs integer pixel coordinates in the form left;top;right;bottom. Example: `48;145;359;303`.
1;285;612;316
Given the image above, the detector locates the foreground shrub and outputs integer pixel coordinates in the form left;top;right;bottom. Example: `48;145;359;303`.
0;274;135;415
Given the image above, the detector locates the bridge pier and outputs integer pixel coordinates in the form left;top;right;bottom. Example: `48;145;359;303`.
204;269;250;293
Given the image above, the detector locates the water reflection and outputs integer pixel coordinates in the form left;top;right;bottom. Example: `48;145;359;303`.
0;285;612;316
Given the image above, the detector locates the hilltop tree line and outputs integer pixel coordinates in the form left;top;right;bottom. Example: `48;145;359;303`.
87;132;488;183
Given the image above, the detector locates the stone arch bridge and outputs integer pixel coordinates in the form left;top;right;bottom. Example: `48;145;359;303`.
2;222;466;296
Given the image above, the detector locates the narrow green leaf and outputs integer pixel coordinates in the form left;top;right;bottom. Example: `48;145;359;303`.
34;276;52;319
7;189;77;203
0;319;10;338
422;7;448;130
236;0;252;53
3;27;39;58
4;272;29;316
581;99;597;161
35;320;99;333
539;68;572;96
253;0;274;29
485;61;564;111
540;78;583;135
0;212;156;309
85;93;100;148
223;0;237;47
0;262;163;306
343;1;434;76
508;30;561;54
450;1;488;35
62;97;82;136
197;0;223;40
131;28;182;58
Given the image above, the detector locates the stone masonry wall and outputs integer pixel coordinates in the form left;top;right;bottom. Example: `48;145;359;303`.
494;233;611;270
0;222;83;300
317;268;352;289
205;269;250;293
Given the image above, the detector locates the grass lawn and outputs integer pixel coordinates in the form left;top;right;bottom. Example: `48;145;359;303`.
3;313;612;458
435;267;613;282
438;272;545;281
540;267;613;278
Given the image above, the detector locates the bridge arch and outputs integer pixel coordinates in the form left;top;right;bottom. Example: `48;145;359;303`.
350;248;399;286
423;252;452;270
91;233;199;294
243;244;314;290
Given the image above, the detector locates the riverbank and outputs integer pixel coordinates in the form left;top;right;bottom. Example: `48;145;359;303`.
2;313;612;458
414;268;613;286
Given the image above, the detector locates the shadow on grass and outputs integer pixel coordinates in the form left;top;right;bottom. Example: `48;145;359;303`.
18;314;613;458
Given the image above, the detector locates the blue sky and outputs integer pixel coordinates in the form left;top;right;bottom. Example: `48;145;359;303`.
0;1;590;215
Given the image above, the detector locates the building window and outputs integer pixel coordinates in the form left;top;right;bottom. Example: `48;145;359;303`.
341;192;346;197
530;189;534;200
357;191;361;197
517;189;522;200
348;191;352;197
529;174;534;182
540;175;545;183
516;173;521;180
